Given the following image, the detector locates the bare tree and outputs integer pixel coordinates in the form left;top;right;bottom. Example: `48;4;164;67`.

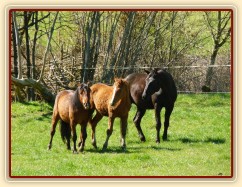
12;11;22;79
204;11;231;89
38;12;59;82
81;12;101;82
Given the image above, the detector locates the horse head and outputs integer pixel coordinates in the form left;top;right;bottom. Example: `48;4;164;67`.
77;82;92;110
142;69;161;100
110;78;127;107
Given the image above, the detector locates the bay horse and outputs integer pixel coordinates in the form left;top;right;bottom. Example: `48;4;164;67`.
89;78;131;151
125;69;177;143
47;83;92;153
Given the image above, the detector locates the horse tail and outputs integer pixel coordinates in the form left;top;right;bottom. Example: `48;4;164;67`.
59;120;71;144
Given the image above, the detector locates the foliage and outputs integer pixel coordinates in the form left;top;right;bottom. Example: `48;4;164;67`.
11;10;232;102
10;94;231;176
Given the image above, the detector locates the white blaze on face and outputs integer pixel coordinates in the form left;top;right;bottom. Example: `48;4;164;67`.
110;85;117;105
82;97;86;106
82;95;87;109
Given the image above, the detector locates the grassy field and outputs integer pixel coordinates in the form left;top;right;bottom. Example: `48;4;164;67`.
10;94;232;177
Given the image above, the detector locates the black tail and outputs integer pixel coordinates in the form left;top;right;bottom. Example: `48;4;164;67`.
59;120;71;144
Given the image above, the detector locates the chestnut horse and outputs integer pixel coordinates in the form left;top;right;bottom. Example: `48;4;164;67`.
125;69;177;143
89;78;131;151
47;83;92;153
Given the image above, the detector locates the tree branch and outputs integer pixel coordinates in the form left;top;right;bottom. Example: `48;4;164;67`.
12;76;55;104
38;12;59;82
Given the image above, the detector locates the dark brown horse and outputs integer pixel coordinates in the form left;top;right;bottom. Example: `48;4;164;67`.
89;78;131;151
125;69;177;143
48;83;92;153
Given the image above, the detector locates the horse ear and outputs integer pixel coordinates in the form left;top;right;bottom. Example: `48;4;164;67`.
154;68;159;74
144;70;150;74
87;81;92;87
79;83;85;89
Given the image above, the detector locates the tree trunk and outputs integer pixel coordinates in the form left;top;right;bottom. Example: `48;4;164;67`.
12;76;55;104
204;11;231;89
168;12;177;63
31;11;39;101
11;17;18;78
205;47;219;87
12;11;22;79
102;12;121;82
24;12;32;101
107;12;136;83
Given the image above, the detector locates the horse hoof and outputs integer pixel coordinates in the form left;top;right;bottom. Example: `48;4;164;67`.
92;142;98;149
121;146;127;152
156;139;160;144
102;144;107;151
140;137;146;142
162;136;168;141
47;145;52;150
72;150;78;154
78;141;82;148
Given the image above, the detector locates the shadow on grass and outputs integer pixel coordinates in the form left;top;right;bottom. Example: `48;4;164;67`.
36;112;53;121
84;144;183;154
85;146;138;154
150;146;182;151
178;137;226;144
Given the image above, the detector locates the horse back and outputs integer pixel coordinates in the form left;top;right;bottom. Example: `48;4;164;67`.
125;71;176;109
53;90;74;123
91;83;113;116
125;73;147;105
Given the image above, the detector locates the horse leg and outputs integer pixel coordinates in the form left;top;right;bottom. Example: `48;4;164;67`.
70;121;78;154
66;135;71;150
79;124;87;152
89;112;103;149
48;113;59;150
133;108;146;142
102;117;114;151
154;104;162;143
78;132;82;148
163;105;174;141
120;116;128;151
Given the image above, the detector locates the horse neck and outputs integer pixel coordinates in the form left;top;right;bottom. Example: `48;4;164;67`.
157;72;171;96
157;73;165;90
89;91;95;109
120;83;131;106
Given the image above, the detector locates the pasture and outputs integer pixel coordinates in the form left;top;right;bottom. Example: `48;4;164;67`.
10;93;231;177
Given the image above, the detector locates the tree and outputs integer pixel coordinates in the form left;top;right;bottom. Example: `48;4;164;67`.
11;11;58;104
11;10;231;102
12;11;22;79
38;12;59;82
204;11;231;89
81;12;101;82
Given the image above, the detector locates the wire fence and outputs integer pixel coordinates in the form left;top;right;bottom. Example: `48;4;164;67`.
12;57;231;95
44;63;231;94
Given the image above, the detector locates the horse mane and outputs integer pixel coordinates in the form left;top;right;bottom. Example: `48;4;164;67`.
120;79;131;105
72;85;83;108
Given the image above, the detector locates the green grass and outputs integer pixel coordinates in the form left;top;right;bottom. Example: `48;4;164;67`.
10;94;231;177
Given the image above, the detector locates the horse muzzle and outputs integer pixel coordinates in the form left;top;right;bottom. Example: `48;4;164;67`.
109;101;114;107
142;93;147;100
83;102;90;110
